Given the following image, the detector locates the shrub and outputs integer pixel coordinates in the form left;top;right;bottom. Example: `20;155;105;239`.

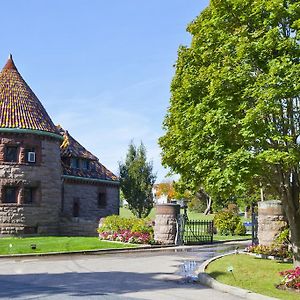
275;228;290;246
98;215;154;244
213;211;244;235
227;203;239;215
246;244;292;259
234;222;247;236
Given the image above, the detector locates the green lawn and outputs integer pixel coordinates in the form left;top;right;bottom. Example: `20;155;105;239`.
0;237;137;255
119;207;156;219
213;234;251;242
206;254;297;300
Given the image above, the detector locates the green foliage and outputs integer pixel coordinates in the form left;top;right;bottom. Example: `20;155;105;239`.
247;244;292;259
98;215;153;235
188;196;207;213
159;0;300;264
234;221;247;236
227;203;239;215
119;141;156;218
276;228;290;245
98;215;154;244
214;210;246;236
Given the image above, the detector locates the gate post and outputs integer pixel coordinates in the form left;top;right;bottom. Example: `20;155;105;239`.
154;204;180;245
257;200;287;246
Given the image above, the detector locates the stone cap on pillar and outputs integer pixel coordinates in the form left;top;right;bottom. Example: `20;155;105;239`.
155;204;180;216
258;200;284;216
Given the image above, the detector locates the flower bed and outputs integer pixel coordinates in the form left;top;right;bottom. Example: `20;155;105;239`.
98;215;154;244
99;229;153;244
245;244;292;260
277;267;300;291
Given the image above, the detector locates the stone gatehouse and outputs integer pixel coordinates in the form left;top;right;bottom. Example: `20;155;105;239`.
0;55;119;236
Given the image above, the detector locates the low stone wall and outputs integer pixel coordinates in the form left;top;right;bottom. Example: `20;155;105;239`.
154;204;180;245
59;218;98;237
258;200;287;246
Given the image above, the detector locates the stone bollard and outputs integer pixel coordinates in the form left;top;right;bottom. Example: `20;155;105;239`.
258;200;287;246
154;204;180;245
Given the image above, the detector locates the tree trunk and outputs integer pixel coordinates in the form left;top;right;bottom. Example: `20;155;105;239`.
289;216;300;267
204;196;212;215
281;171;300;267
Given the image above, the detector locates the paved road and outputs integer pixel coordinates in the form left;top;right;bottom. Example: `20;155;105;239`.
0;243;246;300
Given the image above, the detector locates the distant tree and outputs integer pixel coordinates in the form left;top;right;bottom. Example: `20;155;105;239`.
175;180;213;214
155;181;177;202
159;0;300;265
119;141;156;218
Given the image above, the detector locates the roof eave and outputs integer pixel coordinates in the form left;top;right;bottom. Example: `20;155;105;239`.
62;174;120;185
0;128;63;141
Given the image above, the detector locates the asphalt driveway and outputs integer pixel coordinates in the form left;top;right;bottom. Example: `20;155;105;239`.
0;243;246;299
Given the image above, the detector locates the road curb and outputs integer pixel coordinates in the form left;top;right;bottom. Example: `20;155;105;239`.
196;252;279;300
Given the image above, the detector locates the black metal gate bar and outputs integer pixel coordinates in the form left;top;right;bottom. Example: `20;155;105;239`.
183;220;213;245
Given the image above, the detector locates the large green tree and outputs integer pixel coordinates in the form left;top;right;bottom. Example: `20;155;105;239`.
119;141;156;218
159;0;300;265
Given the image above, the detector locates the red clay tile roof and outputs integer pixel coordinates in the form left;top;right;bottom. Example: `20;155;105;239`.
0;55;58;134
59;126;98;160
59;126;118;182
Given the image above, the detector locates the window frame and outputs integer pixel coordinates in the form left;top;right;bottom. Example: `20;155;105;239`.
25;147;36;164
98;192;107;208
23;187;36;204
4;145;18;162
70;157;80;169
2;186;18;204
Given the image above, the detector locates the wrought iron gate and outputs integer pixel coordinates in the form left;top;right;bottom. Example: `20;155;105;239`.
183;220;214;245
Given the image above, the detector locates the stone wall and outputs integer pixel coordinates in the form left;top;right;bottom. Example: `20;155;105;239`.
61;180;119;236
59;218;98;237
0;134;62;236
258;200;287;246
154;204;180;245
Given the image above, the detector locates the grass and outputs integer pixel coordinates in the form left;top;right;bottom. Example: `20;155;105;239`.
213;234;251;242
0;236;137;255
206;254;298;300
120;207;156;219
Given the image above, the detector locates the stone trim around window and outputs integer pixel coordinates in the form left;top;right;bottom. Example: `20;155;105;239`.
0;183;41;206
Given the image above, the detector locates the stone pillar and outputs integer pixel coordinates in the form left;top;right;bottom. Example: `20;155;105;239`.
154;204;180;245
258;200;287;246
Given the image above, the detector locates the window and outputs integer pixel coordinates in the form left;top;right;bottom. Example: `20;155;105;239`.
73;199;80;217
98;192;107;208
3;187;17;203
24;187;35;204
4;146;18;162
70;157;79;169
25;148;36;163
81;159;89;170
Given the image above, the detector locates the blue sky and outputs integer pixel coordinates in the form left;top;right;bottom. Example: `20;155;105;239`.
0;0;209;181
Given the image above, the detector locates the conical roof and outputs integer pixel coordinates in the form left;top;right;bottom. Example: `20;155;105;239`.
0;55;59;135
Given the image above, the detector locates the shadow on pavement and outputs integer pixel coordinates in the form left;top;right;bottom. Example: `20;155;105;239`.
0;271;208;299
